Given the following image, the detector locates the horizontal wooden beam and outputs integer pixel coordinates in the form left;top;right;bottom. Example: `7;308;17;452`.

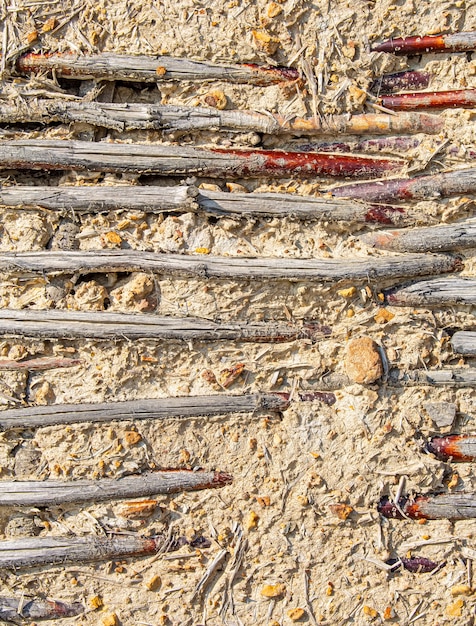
386;278;476;306
0;470;232;506
0;393;289;430
0;309;327;342
0;99;443;135
0;140;404;179
361;219;476;252
0;250;461;282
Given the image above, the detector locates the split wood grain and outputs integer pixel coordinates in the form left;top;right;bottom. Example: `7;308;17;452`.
0;309;328;342
0;470;232;507
0;393;289;430
451;331;476;356
0;535;172;569
0;99;444;135
0;356;81;371
331;168;476;203
386;278;476;306
361;219;476;252
0;250;461;282
0;184;415;225
0;140;404;178
14;52;300;85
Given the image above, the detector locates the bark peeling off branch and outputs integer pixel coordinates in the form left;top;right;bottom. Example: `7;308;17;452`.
0;140;405;179
0;393;289;430
0;309;329;342
0;250;461;282
0;596;84;623
0;99;443;135
0;184;413;226
386;278;476;306
14;52;300;85
0;470;232;506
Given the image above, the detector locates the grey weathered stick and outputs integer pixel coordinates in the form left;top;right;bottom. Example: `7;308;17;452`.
14;52;300;85
0;99;443;135
451;331;476;356
0;140;405;179
0;184;413;225
0;393;289;430
331;168;476;203
0;596;84;623
361;219;476;252
0;535;177;569
0;250;461;282
386;278;476;306
378;493;476;520
0;470;233;506
0;309;329;342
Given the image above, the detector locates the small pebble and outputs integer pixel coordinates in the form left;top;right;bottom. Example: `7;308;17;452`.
261;583;285;598
345;337;383;384
423;402;456;428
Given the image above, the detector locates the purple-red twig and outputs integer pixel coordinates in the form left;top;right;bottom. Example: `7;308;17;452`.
372;31;476;55
380;89;476;111
370;70;431;95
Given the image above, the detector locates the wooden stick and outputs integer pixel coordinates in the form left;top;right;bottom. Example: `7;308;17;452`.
331;168;476;202
451;331;476;356
0;99;444;135
297;135;423;155
0;534;177;569
0;140;405;179
0;184;413;226
12;52;300;85
0;250;461;282
380;89;476;111
0;309;330;342
0;356;81;371
371;31;476;55
0;470;232;506
0;393;290;430
426;434;476;462
0;596;84;623
378;493;476;520
386;278;476;306
369;70;431;95
361;219;476;252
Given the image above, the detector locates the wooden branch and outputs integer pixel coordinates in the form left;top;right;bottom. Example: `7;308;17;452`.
0;393;289;430
13;52;300;85
426;434;476;462
0;309;329;342
0;140;405;179
0;534;174;569
372;31;476;55
0;596;84;623
0;470;232;506
451;331;476;356
381;89;476;111
0;250;461;282
361;219;476;252
0;99;444;135
386;278;476;306
0;184;409;226
378;492;476;520
297;135;423;155
331;168;476;203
